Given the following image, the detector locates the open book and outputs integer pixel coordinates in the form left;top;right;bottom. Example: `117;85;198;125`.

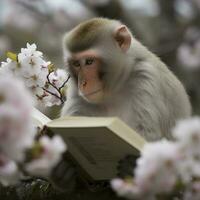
32;108;146;181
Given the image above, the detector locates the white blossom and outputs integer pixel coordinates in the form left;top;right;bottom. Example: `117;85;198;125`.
173;117;200;144
25;135;67;177
0;75;67;185
0;43;68;107
112;118;200;199
41;69;68;107
0;58;18;75
49;69;68;88
0;76;35;161
111;140;180;199
18;43;43;60
134;140;179;195
173;117;200;183
17;43;49;82
24;65;49;88
19;56;44;77
111;178;141;199
0;43;49;84
40;93;61;107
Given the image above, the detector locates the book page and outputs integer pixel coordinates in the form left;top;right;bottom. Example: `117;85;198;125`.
47;116;115;128
110;119;145;152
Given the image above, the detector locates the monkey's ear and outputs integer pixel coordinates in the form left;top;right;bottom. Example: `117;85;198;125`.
114;25;131;52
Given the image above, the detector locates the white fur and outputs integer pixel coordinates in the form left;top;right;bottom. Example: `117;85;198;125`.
62;29;191;141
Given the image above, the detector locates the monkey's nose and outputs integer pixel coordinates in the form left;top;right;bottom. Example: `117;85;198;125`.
82;80;87;87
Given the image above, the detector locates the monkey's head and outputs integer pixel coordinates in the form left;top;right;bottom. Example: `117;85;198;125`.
63;18;133;104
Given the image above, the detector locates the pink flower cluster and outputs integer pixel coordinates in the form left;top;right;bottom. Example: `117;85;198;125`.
112;117;200;199
0;43;69;107
0;76;66;186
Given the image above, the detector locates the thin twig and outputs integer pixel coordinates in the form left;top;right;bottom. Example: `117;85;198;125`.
42;87;63;104
58;74;70;91
43;72;71;104
46;72;61;95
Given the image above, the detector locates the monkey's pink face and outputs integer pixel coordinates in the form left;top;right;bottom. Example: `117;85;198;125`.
66;24;132;104
68;50;105;104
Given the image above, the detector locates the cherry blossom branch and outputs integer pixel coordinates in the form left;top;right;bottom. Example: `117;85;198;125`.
46;72;61;95
44;71;70;104
42;87;62;102
1;43;70;107
59;74;70;91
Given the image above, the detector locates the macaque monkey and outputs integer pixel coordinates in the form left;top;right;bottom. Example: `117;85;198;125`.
61;18;191;141
50;18;191;198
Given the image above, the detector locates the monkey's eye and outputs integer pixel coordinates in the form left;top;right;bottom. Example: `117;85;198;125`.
72;60;80;67
85;58;94;65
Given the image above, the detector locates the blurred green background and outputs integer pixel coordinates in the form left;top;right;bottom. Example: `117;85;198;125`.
0;0;200;114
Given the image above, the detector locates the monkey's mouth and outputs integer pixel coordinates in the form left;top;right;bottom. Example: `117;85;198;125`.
79;88;104;103
84;88;103;97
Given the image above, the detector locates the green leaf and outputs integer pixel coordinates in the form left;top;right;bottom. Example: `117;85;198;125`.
48;63;55;73
6;51;18;62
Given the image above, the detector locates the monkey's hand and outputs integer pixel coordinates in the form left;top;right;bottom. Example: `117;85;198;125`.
49;158;77;193
117;154;140;178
